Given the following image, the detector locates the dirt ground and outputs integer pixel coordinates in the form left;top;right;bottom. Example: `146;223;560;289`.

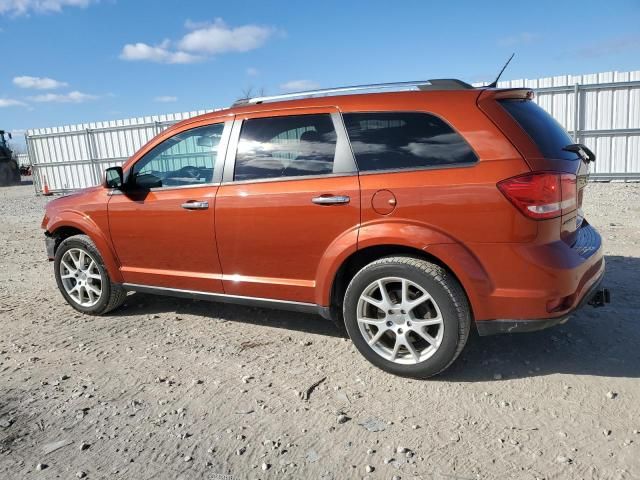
0;180;639;480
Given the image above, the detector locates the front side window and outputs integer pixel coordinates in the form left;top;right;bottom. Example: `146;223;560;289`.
132;123;224;189
343;112;478;172
234;114;337;181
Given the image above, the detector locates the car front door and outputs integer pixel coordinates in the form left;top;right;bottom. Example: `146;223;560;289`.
108;121;232;292
214;109;360;304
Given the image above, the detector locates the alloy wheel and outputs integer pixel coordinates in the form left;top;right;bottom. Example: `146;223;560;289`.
59;248;103;307
356;276;444;365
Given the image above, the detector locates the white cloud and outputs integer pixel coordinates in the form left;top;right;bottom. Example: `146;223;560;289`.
184;19;210;30
120;41;202;64
246;67;259;76
0;0;93;16
179;18;274;54
154;95;177;103
13;75;68;89
576;35;640;58
280;80;320;92
28;90;98;103
0;98;27;107
498;32;539;47
121;18;276;65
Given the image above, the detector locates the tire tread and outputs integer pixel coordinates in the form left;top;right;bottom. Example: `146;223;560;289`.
55;234;127;315
344;256;471;378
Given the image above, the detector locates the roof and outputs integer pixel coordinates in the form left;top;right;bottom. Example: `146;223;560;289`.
166;79;486;133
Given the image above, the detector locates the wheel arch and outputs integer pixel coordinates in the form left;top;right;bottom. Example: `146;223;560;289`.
47;215;123;283
324;242;490;326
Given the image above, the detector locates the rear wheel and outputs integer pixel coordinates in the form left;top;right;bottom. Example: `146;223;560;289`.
54;234;127;315
343;256;471;378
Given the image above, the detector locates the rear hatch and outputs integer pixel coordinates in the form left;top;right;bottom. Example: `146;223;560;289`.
478;89;592;246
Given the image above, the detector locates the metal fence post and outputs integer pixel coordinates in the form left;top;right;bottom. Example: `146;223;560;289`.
573;83;580;142
25;133;40;194
85;128;101;186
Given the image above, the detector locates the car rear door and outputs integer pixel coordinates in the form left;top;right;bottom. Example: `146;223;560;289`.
108;121;232;292
214;108;360;304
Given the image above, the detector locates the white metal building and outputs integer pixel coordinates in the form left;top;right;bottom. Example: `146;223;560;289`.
25;70;640;194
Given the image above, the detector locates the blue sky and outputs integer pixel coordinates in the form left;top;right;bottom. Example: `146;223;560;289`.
1;0;639;143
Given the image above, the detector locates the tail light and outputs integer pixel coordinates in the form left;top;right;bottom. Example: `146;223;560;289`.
497;172;577;220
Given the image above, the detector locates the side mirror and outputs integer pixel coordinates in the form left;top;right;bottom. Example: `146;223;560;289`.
105;166;124;189
8;133;12;140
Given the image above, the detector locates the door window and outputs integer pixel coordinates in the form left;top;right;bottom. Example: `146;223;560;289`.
234;114;337;181
132;123;224;189
343;112;477;172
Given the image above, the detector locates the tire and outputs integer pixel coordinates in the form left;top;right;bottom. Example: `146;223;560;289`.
0;162;10;186
54;234;127;315
9;160;21;183
343;256;471;379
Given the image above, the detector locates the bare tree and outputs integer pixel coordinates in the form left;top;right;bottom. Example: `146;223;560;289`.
238;86;266;102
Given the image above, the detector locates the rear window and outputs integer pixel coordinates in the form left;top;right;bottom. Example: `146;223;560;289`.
499;99;579;161
343;112;477;172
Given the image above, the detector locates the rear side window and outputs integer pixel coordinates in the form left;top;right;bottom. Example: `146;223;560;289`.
499;99;578;161
234;114;337;181
343;112;477;172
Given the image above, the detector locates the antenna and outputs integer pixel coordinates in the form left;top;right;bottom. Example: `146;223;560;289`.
488;53;515;88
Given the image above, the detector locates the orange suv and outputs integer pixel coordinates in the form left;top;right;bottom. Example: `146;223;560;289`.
42;80;608;378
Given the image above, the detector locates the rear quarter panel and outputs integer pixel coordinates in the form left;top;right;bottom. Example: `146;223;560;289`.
337;92;535;316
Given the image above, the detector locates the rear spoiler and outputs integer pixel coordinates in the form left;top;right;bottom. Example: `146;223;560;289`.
489;88;535;100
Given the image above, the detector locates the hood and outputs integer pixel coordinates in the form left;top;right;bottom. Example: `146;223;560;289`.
41;185;104;230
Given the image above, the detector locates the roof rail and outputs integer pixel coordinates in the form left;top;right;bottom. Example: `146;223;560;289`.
233;78;473;106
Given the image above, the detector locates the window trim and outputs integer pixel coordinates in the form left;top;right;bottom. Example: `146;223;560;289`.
125;120;233;192
221;111;357;185
341;110;480;174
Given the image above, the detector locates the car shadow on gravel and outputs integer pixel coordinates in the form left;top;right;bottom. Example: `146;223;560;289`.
110;293;346;338
109;255;639;380
442;255;640;381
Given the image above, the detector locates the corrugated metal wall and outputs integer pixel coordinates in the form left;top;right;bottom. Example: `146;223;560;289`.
27;110;216;193
26;70;640;193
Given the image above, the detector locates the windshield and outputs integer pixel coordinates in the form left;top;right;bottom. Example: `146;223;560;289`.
499;99;579;161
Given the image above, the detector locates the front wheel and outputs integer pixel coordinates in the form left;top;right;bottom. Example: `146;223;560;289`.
54;234;127;315
343;257;471;379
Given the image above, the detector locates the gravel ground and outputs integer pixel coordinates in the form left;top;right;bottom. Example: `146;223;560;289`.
0;180;639;480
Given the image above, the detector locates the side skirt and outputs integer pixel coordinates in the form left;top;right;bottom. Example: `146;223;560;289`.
122;283;332;319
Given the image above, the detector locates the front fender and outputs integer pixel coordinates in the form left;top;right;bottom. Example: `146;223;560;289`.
46;210;123;283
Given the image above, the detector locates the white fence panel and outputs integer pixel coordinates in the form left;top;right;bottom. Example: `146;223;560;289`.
16;153;30;168
27;110;216;193
487;70;640;180
26;70;640;194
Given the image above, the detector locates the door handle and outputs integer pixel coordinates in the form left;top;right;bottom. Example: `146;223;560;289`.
311;195;350;205
181;201;209;210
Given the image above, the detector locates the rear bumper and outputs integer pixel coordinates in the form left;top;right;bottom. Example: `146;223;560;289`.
471;221;606;335
476;266;605;335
